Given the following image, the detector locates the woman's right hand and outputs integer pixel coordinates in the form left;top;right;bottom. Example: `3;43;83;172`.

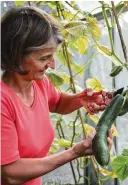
71;130;96;158
71;128;113;158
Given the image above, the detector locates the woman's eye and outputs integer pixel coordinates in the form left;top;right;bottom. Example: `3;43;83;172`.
40;57;48;61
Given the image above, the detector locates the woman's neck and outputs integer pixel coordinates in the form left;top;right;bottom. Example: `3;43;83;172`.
2;71;33;96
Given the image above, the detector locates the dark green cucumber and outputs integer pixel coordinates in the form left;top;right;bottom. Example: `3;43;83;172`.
92;94;124;166
118;91;128;116
110;66;123;77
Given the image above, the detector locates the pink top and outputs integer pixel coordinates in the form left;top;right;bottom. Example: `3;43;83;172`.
1;75;61;185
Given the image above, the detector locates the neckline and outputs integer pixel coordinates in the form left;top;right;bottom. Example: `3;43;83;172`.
1;80;37;110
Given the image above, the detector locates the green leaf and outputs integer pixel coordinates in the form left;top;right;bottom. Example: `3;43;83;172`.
71;60;84;74
74;36;90;55
48;138;60;155
59;138;73;148
62;23;88;43
56;47;72;65
15;1;26;6
63;10;79;21
111;156;128;181
45;69;64;87
61;72;70;84
86;17;101;41
86;77;104;91
94;43;123;66
88;114;99;124
122;149;128;157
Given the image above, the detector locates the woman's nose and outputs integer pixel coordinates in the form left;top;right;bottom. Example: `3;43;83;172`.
47;57;55;69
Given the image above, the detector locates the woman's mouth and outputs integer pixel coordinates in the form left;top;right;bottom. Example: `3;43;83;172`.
39;70;44;74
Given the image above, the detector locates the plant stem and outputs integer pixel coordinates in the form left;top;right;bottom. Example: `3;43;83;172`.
73;52;98;77
101;2;114;53
111;1;128;65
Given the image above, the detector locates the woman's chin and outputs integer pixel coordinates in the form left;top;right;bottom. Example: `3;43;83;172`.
35;73;45;80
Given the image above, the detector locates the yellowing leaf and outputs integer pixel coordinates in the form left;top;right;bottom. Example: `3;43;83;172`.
94;43;122;66
59;138;73;148
111;124;118;136
86;77;104;92
124;1;128;8
45;69;64;87
94;44;112;56
87;21;101;41
74;36;90;55
15;1;26;6
79;124;94;137
86;17;98;24
99;167;117;178
88;114;100;124
84;124;94;137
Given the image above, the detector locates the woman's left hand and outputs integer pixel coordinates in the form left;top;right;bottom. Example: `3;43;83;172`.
78;88;107;115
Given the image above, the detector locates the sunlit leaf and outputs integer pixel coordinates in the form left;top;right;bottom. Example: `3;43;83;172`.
94;44;112;56
124;1;128;8
71;60;84;74
111;124;118;136
98;167;117;178
74;36;90;55
86;77;104;91
88;114;100;124
87;18;101;41
15;1;26;6
83;124;94;137
59;138;73;148
111;156;128;181
48;138;60;155
56;47;72;65
63;10;79;20
45;69;64;87
94;44;123;66
86;17;98;24
63;21;87;29
62;24;88;43
60;72;70;84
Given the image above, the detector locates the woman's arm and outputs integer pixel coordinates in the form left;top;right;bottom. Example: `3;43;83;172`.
54;91;105;115
2;149;77;185
1;130;96;185
2;129;113;185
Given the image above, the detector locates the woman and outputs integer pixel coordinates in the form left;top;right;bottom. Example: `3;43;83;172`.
1;6;113;185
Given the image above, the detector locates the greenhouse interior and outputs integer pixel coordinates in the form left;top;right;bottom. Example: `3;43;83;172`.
1;1;128;185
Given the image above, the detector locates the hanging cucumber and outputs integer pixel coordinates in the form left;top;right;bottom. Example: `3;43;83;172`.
110;66;123;77
118;91;128;116
92;94;124;166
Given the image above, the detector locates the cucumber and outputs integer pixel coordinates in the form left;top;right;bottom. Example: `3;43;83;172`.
92;94;124;166
118;91;128;116
110;66;123;77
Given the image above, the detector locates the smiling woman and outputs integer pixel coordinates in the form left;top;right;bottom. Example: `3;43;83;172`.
1;6;113;185
1;6;63;75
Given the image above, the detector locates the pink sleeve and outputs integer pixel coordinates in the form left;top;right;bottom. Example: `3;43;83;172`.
43;76;61;111
1;94;20;165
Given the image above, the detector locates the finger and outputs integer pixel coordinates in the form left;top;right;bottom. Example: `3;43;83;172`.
86;106;95;115
87;129;96;139
108;129;113;139
100;105;106;111
107;137;112;150
92;103;101;111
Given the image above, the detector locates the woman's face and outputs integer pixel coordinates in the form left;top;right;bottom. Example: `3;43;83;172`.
21;47;56;81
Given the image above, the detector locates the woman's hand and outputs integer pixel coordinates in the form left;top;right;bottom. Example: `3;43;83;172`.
71;129;113;158
77;88;107;115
